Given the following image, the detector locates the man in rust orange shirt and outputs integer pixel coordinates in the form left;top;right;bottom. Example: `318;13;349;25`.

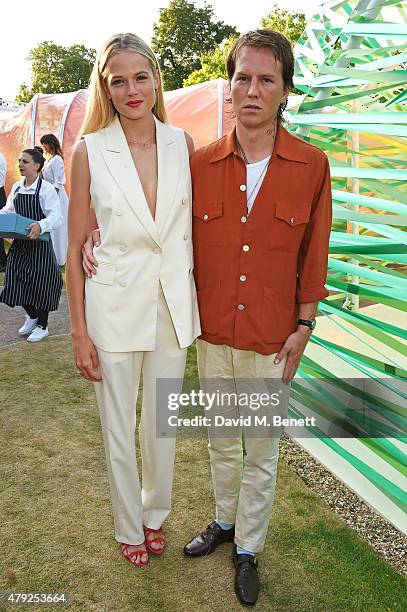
183;30;332;606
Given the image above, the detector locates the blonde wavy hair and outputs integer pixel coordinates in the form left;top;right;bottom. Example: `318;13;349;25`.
80;33;168;136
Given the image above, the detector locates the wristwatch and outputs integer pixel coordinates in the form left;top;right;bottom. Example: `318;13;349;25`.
297;318;316;331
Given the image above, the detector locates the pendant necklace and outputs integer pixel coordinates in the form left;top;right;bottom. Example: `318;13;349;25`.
236;126;276;207
126;132;156;149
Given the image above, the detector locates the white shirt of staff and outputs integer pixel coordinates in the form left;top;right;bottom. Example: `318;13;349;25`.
42;154;69;264
0;152;6;188
1;177;62;233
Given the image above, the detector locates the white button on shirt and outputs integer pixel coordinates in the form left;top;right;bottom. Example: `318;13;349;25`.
242;245;250;252
0;177;62;234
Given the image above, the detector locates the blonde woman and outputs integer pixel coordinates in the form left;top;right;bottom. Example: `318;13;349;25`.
67;33;200;567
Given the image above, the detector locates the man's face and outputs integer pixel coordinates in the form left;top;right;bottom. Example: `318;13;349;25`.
230;46;289;129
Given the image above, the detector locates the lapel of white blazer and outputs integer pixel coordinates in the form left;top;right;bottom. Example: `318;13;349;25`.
101;115;159;245
153;117;180;236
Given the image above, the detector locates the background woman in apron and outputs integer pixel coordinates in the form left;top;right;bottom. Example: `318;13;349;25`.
0;147;63;342
0;150;7;272
40;133;69;266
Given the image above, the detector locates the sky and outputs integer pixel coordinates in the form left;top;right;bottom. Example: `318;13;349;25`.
0;0;319;100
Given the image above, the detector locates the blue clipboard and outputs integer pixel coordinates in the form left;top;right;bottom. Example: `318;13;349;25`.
0;213;50;241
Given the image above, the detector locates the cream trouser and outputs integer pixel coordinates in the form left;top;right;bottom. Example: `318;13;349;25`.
95;288;187;545
197;339;289;553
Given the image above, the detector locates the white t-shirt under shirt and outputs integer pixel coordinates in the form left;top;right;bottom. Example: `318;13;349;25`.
246;155;271;214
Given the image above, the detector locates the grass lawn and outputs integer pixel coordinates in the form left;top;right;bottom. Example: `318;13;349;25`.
0;337;406;611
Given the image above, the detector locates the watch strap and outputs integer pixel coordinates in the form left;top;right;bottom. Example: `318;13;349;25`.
297;318;316;330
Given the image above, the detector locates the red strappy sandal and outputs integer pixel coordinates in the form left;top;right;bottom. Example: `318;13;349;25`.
143;526;165;555
120;543;149;567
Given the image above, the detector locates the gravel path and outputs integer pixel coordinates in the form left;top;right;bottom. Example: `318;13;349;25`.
0;289;70;349
280;435;407;576
1;298;405;575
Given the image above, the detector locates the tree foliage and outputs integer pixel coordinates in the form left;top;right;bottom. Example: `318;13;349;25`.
183;4;307;88
16;42;96;103
183;36;238;87
260;4;306;44
151;0;238;91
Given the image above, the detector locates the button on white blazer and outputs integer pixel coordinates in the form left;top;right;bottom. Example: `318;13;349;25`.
83;115;201;352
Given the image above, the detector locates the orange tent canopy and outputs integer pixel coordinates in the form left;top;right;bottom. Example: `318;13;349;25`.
0;79;235;194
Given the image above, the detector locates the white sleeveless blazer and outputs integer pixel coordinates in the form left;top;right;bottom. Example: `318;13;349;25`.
83;115;201;352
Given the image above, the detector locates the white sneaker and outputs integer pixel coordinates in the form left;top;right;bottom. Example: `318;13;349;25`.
27;326;49;342
19;316;38;335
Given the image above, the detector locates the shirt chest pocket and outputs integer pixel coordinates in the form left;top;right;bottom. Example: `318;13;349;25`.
192;200;224;246
269;201;311;253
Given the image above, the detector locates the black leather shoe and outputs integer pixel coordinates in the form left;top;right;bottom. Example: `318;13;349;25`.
233;545;260;606
183;521;235;557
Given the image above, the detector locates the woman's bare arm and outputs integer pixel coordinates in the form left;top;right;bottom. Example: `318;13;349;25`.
66;140;101;381
82;208;101;277
184;131;195;157
87;206;98;235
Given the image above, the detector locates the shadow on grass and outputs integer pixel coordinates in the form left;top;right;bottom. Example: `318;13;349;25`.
0;338;406;611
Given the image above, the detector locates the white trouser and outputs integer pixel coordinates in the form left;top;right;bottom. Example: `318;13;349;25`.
95;289;187;545
197;339;289;553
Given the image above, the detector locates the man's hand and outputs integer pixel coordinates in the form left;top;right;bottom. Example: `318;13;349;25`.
82;229;101;278
27;223;41;240
274;326;312;384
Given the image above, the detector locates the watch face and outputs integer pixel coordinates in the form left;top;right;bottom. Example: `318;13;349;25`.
311;319;316;330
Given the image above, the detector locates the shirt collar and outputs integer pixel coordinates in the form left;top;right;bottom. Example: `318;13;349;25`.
209;123;309;164
21;176;40;191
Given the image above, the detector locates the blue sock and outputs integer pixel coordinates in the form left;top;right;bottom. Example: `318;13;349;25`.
236;545;255;557
215;521;255;556
216;519;234;531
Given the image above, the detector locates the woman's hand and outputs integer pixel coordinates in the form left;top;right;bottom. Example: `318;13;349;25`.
82;229;101;278
27;223;41;240
72;334;102;382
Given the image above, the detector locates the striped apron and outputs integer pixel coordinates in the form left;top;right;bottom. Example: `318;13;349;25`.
0;186;6;208
0;178;62;311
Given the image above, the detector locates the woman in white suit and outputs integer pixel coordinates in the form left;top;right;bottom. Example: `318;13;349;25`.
67;33;200;568
40;133;69;266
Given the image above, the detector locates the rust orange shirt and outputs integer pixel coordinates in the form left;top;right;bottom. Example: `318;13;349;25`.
191;124;332;356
